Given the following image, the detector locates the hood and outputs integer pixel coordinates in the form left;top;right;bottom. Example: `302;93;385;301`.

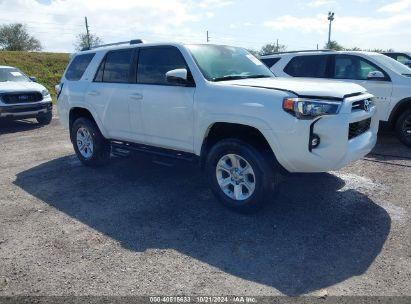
0;81;46;93
223;77;367;99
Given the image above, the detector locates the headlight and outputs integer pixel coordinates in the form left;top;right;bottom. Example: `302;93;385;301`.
283;97;342;119
41;89;50;97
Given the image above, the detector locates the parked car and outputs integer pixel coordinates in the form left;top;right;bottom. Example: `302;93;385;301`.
0;66;52;124
261;50;411;147
382;52;411;68
57;41;378;213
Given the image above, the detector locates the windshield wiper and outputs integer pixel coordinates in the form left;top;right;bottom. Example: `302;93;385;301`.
212;75;249;82
212;74;273;82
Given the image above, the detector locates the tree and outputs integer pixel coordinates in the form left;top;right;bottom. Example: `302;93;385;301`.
0;23;42;51
74;33;103;51
247;49;259;56
258;42;287;56
325;40;344;51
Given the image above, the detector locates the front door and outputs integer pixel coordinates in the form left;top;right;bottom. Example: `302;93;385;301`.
134;46;195;152
331;54;393;121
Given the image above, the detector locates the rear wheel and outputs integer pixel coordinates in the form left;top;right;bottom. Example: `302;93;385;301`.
206;138;279;213
71;117;110;166
395;109;411;147
36;111;52;125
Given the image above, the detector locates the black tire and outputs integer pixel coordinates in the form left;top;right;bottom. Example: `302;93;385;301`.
205;138;280;214
395;108;411;147
71;117;110;167
36;111;52;125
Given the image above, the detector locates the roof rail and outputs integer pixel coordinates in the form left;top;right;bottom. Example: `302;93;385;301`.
261;49;335;56
81;39;144;51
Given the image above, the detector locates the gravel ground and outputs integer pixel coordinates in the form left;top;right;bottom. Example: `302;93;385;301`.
0;114;410;297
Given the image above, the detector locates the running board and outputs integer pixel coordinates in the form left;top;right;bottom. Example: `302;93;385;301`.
110;140;199;163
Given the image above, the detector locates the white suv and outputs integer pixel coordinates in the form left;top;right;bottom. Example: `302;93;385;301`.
57;41;378;212
261;50;411;147
0;66;52;124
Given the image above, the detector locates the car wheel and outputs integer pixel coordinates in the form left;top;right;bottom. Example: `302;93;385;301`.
206;138;279;213
71;117;110;166
395;108;411;147
36;111;52;125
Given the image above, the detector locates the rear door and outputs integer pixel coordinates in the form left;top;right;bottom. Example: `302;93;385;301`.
330;54;393;121
85;48;143;141
135;46;195;152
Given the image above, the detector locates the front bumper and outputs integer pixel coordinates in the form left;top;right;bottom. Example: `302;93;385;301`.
267;94;378;173
0;101;52;119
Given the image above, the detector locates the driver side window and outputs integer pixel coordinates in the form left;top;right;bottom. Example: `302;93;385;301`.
137;47;190;86
334;55;384;80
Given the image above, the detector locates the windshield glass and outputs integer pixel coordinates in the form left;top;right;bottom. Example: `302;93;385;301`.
186;44;274;81
0;68;31;82
371;54;411;75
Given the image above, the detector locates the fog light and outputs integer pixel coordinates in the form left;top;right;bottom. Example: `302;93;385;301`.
311;134;320;148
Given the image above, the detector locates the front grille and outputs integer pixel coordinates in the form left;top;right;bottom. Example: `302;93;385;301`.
1;92;43;104
349;118;371;139
2;103;51;114
352;99;372;112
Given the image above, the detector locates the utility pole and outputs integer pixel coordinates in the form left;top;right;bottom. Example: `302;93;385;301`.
327;11;335;49
85;16;91;49
206;30;210;43
276;39;279;51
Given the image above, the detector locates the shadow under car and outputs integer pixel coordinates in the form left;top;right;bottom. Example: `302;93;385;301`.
14;154;391;296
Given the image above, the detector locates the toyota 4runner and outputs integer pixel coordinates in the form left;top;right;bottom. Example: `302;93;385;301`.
57;41;378;213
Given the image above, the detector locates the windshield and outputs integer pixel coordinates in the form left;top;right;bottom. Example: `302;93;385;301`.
371;54;411;76
186;44;274;81
0;68;31;82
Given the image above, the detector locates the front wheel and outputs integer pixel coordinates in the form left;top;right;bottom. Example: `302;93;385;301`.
395;109;411;147
36;111;52;125
71;117;110;166
205;139;279;213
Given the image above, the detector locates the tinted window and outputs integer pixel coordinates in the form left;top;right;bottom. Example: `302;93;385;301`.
137;47;188;85
65;53;95;81
101;49;133;83
334;55;385;80
284;55;328;78
260;57;280;68
396;55;411;64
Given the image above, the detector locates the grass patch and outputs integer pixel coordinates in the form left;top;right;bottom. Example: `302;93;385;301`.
0;51;69;101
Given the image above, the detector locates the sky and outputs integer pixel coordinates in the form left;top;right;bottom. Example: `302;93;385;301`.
0;0;410;52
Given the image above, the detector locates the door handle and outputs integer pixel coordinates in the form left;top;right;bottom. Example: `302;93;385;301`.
130;93;143;100
88;91;100;96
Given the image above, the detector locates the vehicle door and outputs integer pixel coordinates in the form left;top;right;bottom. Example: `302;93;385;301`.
330;54;393;120
85;48;144;141
135;46;195;152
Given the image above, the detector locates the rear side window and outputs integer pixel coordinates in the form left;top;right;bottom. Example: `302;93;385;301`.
284;55;328;78
260;57;280;68
137;47;187;85
97;49;134;83
65;53;95;81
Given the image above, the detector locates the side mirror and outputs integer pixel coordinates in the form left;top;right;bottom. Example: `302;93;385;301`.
29;76;37;82
367;71;385;80
166;69;188;85
404;60;411;68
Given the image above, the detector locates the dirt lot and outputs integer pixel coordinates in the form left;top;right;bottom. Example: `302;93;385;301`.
0;114;410;297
